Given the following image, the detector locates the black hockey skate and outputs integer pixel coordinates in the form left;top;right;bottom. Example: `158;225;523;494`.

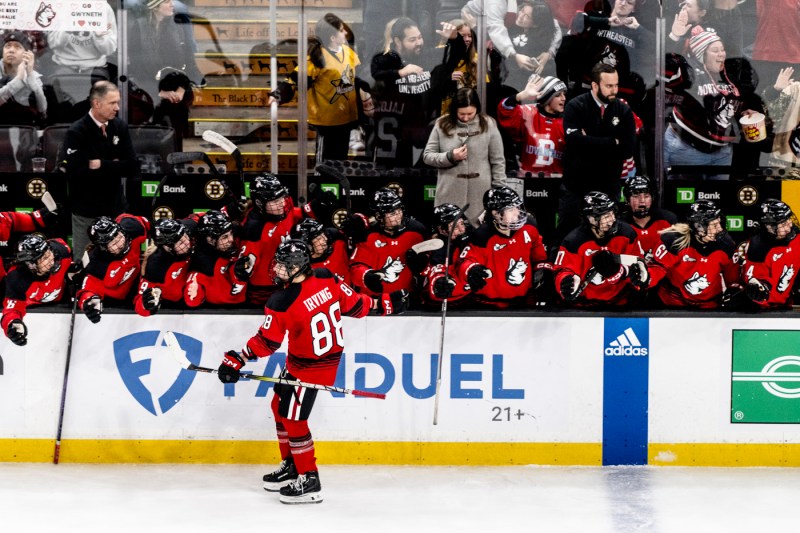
262;457;298;492
279;471;323;504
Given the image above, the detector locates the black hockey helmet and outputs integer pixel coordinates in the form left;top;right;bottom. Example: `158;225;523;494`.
88;216;130;255
197;209;233;239
370;187;406;233
581;191;618;235
760;198;797;240
291;218;330;258
623;176;654;217
251;173;289;219
17;234;60;276
687;200;724;240
433;203;466;232
271;239;312;285
152;218;187;247
483;186;527;231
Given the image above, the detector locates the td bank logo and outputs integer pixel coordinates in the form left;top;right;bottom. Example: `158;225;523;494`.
731;330;800;423
142;181;159;197
424;185;436;201
677;188;695;204
321;183;340;199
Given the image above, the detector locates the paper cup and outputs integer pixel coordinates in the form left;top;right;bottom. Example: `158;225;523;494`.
740;112;766;143
31;157;46;173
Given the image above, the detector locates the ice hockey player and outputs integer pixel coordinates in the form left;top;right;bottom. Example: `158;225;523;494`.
554;191;649;307
185;210;253;308
290;217;351;284
456;186;550;308
0;204;60;287
217;240;409;504
620;175;677;261
76;214;150;323
349;187;427;298
423;203;473;307
737;199;800;309
2;234;72;346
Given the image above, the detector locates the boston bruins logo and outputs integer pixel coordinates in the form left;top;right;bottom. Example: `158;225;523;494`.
153;206;174;220
386;182;404;199
737;185;758;207
332;208;348;229
205;179;226;200
26;178;47;199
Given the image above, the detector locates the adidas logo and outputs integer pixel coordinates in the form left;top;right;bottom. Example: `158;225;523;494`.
605;327;648;356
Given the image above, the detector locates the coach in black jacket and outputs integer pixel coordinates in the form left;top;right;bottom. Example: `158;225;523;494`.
558;63;636;242
63;80;138;260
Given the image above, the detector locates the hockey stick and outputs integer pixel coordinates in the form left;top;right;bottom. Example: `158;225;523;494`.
433;203;469;425
42;191;57;212
315;164;351;212
54;252;87;464
411;239;444;254
162;331;386;399
202;130;245;201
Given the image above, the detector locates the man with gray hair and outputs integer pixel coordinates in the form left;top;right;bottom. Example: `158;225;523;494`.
63;80;138;259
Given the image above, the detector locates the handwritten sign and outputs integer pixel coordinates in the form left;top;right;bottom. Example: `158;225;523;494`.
0;1;107;32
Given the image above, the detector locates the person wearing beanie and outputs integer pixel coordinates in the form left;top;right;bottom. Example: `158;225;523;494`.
496;74;567;177
665;26;763;179
0;31;47;126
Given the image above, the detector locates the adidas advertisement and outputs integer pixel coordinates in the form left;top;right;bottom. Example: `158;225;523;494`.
603;318;649;465
731;330;800;424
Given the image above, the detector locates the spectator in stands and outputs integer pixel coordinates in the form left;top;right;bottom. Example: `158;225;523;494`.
63;81;138;260
0;31;47;126
620;175;678;261
751;0;800;95
270;13;367;164
422;87;506;225
738;199;800;310
555;191;649;308
666;0;743;59
456;186;550;309
559;63;636;240
430;20;480;116
185;210;252;308
2;235;72;347
370;17;437;168
496;74;567;177
647;200;740;308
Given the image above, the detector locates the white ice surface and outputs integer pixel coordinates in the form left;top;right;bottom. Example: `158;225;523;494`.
1;464;798;532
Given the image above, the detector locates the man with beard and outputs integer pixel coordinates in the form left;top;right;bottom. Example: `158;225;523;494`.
558;63;636;241
369;17;436;168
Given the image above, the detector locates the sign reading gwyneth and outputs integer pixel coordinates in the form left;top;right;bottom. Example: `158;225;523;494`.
0;1;106;31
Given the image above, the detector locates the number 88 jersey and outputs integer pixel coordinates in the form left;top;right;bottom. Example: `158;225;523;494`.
242;268;373;385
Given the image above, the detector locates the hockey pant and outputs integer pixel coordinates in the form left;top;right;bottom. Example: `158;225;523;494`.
271;367;319;475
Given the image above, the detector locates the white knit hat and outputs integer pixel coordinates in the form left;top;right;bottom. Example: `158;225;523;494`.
537;76;567;107
688;26;722;62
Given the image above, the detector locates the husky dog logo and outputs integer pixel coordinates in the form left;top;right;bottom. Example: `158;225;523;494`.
506;258;528;286
777;264;795;293
113;331;202;416
683;272;710;295
381;256;404;283
36;2;57;28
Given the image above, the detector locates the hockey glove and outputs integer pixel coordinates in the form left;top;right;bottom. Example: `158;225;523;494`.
308;184;339;224
628;260;650;290
341;213;369;244
218;350;245;384
82;296;103;324
559;274;581;302
234;254;256;281
721;284;746;309
223;197;248;221
592;250;625;281
363;270;384;293
33;206;61;229
466;265;491;291
141;287;162;313
533;262;555;304
432;275;456;299
405;248;428;274
745;278;771;303
376;290;409;315
6;319;27;346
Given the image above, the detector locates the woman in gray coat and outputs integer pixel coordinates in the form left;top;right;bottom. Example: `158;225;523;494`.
423;87;506;225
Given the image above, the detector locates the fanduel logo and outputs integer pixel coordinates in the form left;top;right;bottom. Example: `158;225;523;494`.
605;327;648;356
113;331;202;415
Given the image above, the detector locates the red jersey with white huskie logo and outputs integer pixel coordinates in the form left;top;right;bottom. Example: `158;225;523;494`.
311;230;351;285
623;208;678;261
242;269;373;385
648;232;738;308
1;239;72;331
456;218;547;307
739;231;800;309
496;99;565;176
554;222;643;306
184;242;248;307
349;219;426;296
77;214;150;307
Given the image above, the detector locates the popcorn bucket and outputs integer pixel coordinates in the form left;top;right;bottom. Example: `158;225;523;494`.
740;112;766;143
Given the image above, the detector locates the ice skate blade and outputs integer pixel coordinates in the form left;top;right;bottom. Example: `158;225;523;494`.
263;479;295;492
279;491;324;504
